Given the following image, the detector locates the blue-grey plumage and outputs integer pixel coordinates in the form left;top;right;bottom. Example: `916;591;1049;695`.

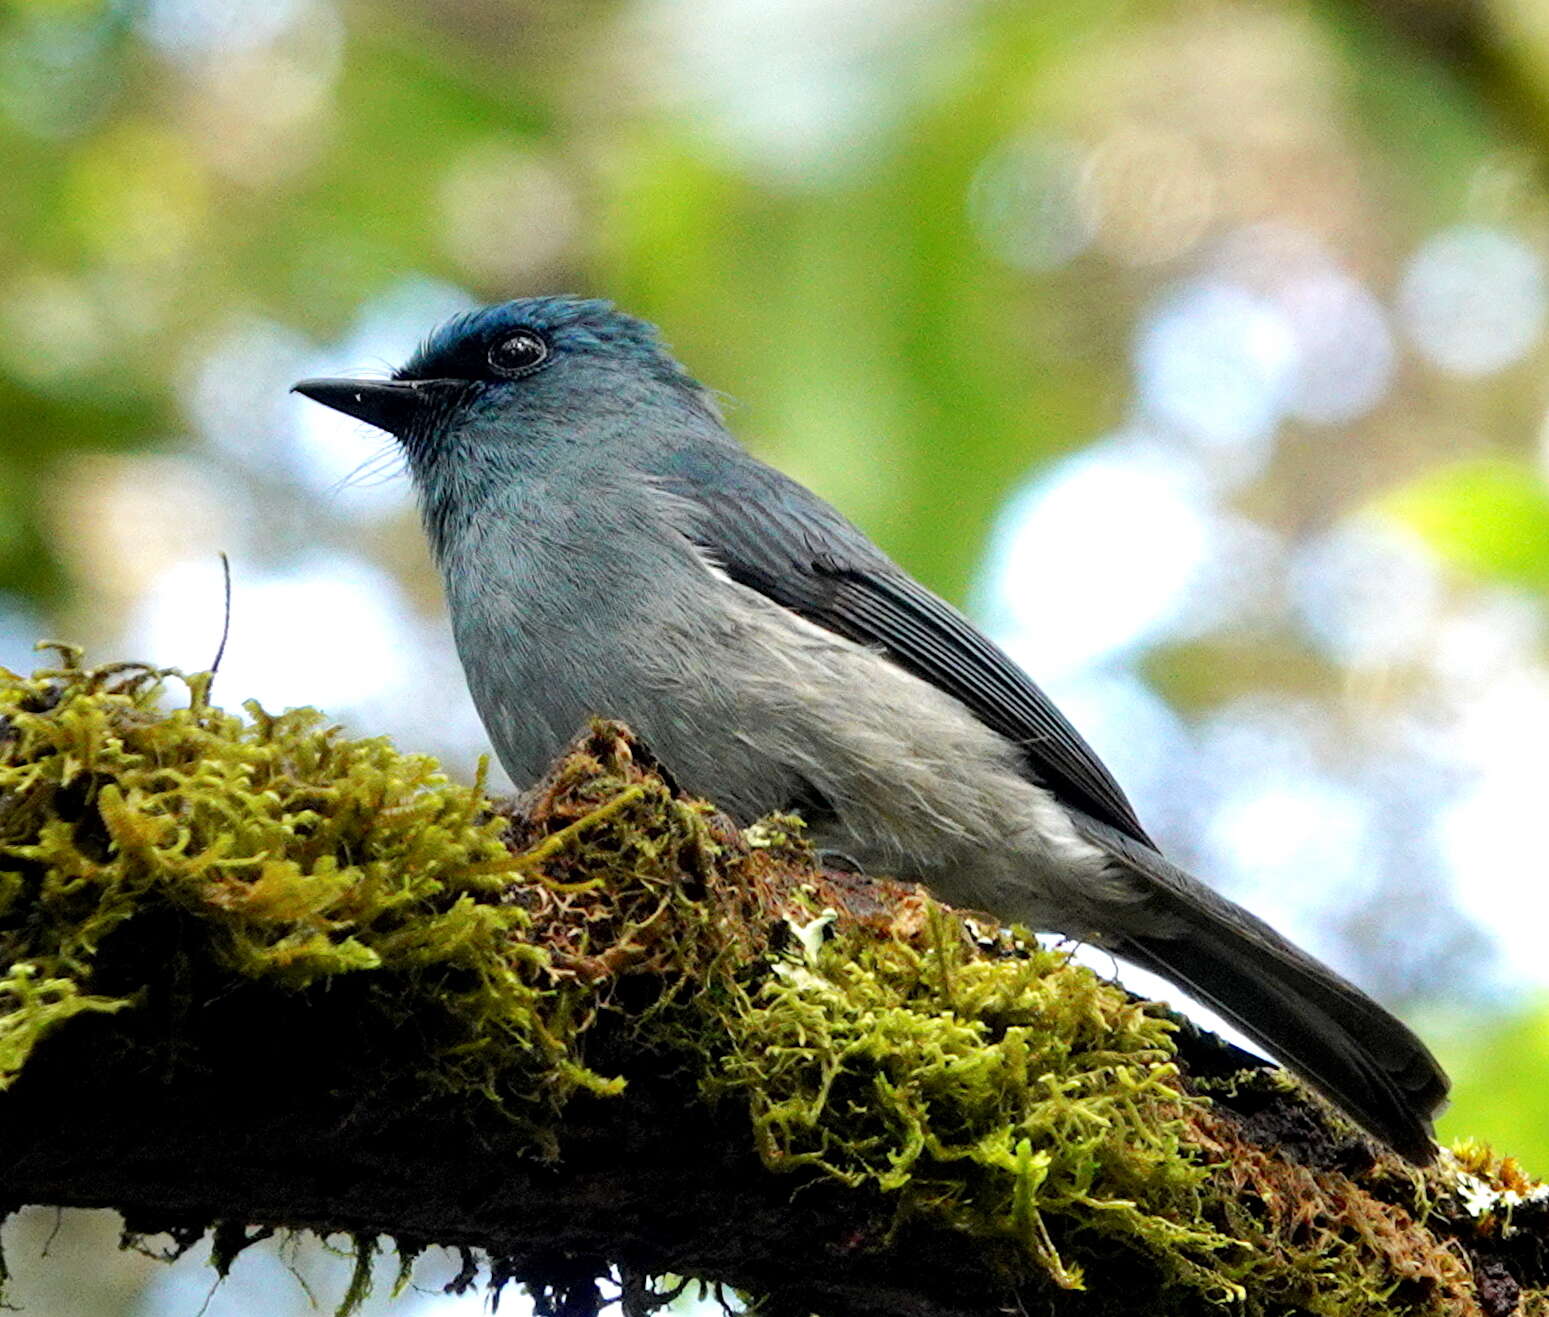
293;295;1450;1164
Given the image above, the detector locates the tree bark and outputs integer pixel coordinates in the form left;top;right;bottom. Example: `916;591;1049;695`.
0;658;1541;1317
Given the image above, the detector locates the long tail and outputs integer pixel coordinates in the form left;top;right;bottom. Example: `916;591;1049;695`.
1073;816;1450;1165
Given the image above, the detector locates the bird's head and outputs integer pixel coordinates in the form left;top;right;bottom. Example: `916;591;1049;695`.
292;296;717;480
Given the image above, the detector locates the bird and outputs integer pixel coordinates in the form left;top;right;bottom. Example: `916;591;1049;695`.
293;295;1450;1164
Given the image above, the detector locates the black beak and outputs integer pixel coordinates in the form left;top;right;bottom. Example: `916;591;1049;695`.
290;377;460;436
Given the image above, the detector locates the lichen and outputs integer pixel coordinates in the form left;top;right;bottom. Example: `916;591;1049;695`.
0;651;1539;1316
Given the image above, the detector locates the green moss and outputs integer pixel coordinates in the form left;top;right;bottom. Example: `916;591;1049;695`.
0;651;1525;1315
0;648;613;1125
0;961;128;1081
702;912;1231;1295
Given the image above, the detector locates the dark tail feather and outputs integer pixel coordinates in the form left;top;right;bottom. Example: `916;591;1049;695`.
1076;819;1450;1165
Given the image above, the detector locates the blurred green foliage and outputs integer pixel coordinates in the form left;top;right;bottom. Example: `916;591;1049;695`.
1384;458;1549;591
603;2;1116;598
6;0;1549;1308
1439;1001;1549;1175
0;1;1123;609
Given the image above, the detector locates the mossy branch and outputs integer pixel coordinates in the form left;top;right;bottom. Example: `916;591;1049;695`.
0;652;1542;1317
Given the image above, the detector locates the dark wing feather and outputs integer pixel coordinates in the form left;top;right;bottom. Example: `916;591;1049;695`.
656;450;1155;848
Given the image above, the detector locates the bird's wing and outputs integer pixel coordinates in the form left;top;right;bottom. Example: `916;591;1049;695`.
655;449;1155;848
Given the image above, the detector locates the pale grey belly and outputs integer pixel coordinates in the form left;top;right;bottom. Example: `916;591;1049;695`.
454;574;1120;932
455;587;812;823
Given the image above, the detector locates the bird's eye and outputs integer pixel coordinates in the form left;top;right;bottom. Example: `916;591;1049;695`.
487;329;550;378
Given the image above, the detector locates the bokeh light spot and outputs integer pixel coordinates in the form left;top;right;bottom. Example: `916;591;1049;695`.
42;454;236;605
979;434;1214;679
1204;775;1375;953
1079;124;1215;267
130;554;416;714
637;0;960;183
1135;279;1297;474
438;143;580;285
1278;270;1394;424
0;271;109;385
968;134;1092;272
1288;520;1440;667
1437;770;1549;989
1399;225;1547;376
138;0;309;60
